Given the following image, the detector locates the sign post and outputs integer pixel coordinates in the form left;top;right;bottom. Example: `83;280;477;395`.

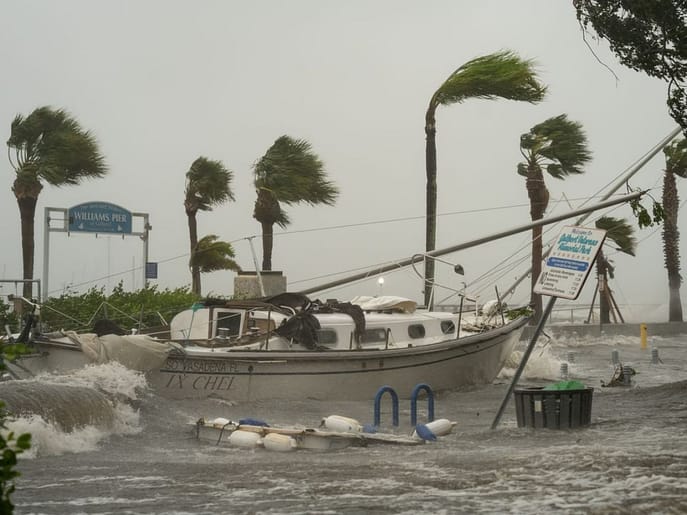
491;225;606;430
43;203;151;300
533;225;607;301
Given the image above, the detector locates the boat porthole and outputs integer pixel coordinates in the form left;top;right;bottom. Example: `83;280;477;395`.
378;360;384;368
362;362;367;369
248;365;254;373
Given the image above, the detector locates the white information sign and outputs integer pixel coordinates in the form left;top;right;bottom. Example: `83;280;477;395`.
533;225;607;300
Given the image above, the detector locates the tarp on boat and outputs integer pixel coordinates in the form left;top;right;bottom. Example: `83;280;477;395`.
62;332;181;371
350;296;417;313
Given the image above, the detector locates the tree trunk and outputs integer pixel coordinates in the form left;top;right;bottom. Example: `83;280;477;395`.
596;251;612;324
17;195;38;300
662;171;683;321
261;222;273;271
187;211;200;295
424;103;438;308
525;166;549;323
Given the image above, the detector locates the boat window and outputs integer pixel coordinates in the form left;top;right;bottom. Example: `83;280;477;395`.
316;329;338;346
441;320;456;334
408;324;426;339
215;310;243;338
361;328;387;343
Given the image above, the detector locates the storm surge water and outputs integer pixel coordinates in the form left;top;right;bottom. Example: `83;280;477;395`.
7;334;687;514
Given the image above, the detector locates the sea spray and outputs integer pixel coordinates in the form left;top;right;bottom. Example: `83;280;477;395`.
0;362;146;457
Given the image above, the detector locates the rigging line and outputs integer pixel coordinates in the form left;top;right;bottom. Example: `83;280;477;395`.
234;194;620;242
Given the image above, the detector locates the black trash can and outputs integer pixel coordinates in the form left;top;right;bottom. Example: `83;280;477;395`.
514;387;593;429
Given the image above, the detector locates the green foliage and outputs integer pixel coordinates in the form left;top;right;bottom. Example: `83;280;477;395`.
7;106;107;185
595;216;637;256
0;301;19;334
630;197;665;229
0;403;31;514
0;315;31;513
433;50;547;106
191;235;242;274
254;135;339;208
575;1;687;130
506;306;533;320
40;282;200;333
184;156;234;213
518;114;592;179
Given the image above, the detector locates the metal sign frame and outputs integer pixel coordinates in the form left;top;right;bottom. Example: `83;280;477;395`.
42;205;151;301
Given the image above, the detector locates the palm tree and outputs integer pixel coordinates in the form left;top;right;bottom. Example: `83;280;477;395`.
517;114;591;322
184;157;234;295
253;135;339;271
424;50;547;307
6;106;107;300
594;216;636;324
662;138;687;322
190;235;242;294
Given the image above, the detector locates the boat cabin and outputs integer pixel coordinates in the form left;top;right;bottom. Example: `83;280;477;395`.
169;295;461;351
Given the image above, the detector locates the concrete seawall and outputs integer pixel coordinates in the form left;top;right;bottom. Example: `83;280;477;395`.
521;321;687;340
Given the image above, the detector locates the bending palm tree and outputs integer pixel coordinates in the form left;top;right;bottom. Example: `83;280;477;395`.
184;157;235;295
594;217;636;324
253;135;338;271
518;114;591;322
190;235;242;294
424;50;547;307
662;138;687;322
6;106;107;300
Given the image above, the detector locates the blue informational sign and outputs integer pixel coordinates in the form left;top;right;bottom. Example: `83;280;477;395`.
68;202;133;234
145;262;158;279
534;225;606;300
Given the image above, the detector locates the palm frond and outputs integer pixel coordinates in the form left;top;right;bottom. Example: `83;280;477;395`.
185;157;235;212
7;106;107;186
664;138;687;178
191;235;242;273
517;114;592;179
435;50;547;107
595;216;637;256
254;135;339;206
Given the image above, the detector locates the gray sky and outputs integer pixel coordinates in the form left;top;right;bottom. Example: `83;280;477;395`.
1;1;682;322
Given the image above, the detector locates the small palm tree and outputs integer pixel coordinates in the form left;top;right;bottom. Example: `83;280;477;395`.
184;157;235;295
253;135;339;271
424;50;547;307
6;106;107;299
594;217;636;323
662;138;687;322
190;235;242;293
518;114;591;322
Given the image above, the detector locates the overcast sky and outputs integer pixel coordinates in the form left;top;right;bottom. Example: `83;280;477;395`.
1;1;683;322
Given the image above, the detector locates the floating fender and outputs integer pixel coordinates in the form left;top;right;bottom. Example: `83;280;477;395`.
321;415;362;433
421;418;456;437
209;417;232;426
262;433;298;452
239;418;270;427
228;429;263;448
413;424;437;441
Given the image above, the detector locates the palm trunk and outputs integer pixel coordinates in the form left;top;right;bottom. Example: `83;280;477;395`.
662;171;683;322
187;212;201;295
424;103;438;308
17;195;38;300
261;222;274;271
596;251;612;324
525;167;549;323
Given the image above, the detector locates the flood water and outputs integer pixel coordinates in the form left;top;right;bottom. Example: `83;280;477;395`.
5;332;687;514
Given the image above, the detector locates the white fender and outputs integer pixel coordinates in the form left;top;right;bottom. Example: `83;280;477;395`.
412;419;456;438
209;417;231;427
262;433;298;452
321;415;362;433
228;429;263;448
